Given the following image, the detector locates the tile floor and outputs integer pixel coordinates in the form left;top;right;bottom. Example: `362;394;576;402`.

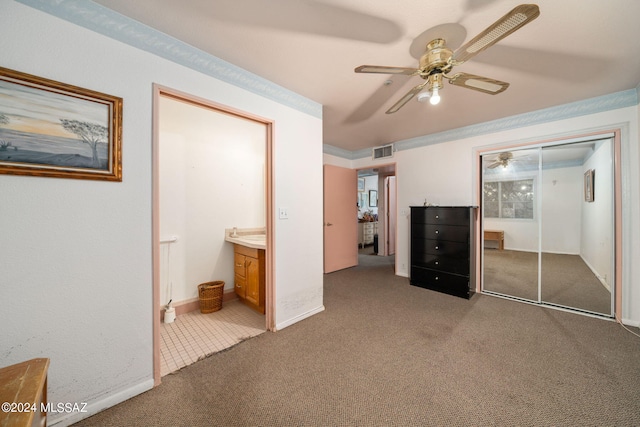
160;299;266;376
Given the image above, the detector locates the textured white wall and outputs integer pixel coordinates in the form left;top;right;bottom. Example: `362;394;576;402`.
0;2;323;425
540;165;583;254
581;139;614;285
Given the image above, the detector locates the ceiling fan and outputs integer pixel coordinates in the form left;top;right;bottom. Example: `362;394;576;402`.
487;152;514;169
354;4;540;113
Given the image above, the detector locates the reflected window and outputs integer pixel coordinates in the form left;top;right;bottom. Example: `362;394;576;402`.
484;179;534;219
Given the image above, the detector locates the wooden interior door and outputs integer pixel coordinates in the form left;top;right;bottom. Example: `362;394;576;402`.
323;164;358;273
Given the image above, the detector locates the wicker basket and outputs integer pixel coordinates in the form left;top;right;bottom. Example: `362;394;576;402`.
198;281;224;313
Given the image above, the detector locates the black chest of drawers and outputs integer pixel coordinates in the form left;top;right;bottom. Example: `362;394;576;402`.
410;206;477;299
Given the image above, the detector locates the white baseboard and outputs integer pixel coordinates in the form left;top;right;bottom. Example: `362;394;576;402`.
49;378;154;426
275;305;325;331
579;254;610;291
622;318;640;328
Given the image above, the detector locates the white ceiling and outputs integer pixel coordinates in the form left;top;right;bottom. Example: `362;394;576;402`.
94;0;640;153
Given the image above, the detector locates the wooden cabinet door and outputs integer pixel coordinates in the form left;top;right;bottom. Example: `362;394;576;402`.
234;253;246;298
245;257;260;307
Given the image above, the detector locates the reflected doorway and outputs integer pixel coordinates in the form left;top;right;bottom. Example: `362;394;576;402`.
481;137;615;317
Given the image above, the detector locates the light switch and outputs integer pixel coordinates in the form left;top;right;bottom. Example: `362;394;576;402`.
279;207;289;219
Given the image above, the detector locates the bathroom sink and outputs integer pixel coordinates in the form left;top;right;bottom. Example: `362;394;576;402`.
225;229;267;249
241;235;266;241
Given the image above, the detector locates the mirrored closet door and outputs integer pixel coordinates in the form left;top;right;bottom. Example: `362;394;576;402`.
482;148;539;302
481;138;614;317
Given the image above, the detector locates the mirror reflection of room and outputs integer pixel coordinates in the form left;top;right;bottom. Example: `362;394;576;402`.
482;138;614;317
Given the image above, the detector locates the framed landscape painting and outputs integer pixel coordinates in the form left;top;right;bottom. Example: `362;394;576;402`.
0;66;122;181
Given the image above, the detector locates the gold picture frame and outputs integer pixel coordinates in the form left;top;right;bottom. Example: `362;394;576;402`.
0;66;122;181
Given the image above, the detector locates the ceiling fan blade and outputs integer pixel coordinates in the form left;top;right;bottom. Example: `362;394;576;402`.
355;65;419;75
449;72;510;94
488;162;502;169
386;82;428;114
452;4;540;64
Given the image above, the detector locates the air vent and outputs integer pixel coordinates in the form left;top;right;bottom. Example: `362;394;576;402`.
372;144;394;160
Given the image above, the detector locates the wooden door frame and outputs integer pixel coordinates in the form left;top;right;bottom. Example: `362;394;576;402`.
384;175;397;257
151;84;275;386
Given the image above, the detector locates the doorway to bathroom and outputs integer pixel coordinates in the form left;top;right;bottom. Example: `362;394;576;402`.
152;85;274;384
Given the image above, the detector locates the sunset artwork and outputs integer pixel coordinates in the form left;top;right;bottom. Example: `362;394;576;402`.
0;67;122;181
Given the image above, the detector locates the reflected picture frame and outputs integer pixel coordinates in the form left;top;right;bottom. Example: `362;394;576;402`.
584;169;594;202
369;190;377;207
357;178;364;192
0;66;122;181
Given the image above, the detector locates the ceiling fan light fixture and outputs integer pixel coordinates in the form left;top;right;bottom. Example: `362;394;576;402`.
427;73;443;105
429;87;441;105
416;84;441;105
417;91;430;103
356;4;540;114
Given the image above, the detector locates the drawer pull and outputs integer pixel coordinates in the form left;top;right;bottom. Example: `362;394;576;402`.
435;230;439;234
435;246;439;250
236;263;243;267
435;276;439;280
435;215;439;219
435;261;439;265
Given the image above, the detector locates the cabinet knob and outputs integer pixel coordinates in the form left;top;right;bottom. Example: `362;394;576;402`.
435;215;439;219
435;230;439;234
435;261;439;265
435;246;439;250
435;276;439;280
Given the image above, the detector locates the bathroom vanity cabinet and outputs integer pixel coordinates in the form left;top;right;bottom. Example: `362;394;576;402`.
233;244;265;314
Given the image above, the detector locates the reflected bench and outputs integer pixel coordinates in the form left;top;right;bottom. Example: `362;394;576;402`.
484;229;504;250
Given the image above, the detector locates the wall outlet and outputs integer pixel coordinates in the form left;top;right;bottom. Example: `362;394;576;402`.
279;207;289;219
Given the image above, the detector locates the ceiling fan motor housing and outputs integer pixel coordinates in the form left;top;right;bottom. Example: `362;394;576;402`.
419;38;453;76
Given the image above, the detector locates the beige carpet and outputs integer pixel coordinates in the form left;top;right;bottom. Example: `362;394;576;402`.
75;252;640;426
484;249;612;315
